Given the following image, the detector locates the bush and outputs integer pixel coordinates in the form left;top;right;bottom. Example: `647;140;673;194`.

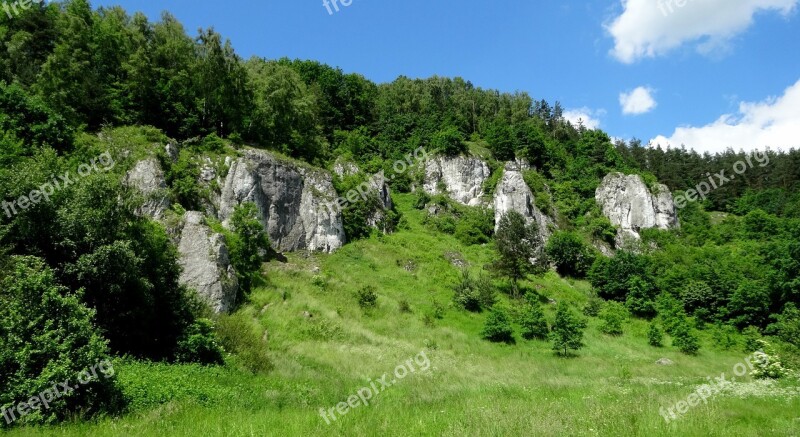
0;256;122;426
599;301;627;336
673;324;700;355
767;303;800;348
356;286;378;309
648;322;664;347
481;306;515;343
175;319;225;365
431;125;467;156
545;231;596;278
750;341;787;379
742;326;762;353
520;301;550;340
452;269;496;312
583;296;604;317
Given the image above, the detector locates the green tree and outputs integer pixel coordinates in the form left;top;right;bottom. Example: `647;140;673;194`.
551;302;586;356
493;211;548;296
767;303;800;348
245;58;324;162
228;202;270;297
520;299;550;340
481;306;514;343
0;256;122;425
599;301;627;336
648;322;663;347
431;125;466;156
672;323;700;355
545;231;596;278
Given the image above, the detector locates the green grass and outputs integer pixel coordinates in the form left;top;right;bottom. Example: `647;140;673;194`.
7;194;800;436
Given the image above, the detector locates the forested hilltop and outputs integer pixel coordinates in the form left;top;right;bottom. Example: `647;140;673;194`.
1;1;800;434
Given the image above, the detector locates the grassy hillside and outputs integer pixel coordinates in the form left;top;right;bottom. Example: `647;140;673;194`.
7;193;799;437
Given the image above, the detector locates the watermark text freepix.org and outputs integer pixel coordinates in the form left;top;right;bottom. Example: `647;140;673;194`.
319;350;431;424
674;150;769;209
659;352;759;423
2;151;115;219
2;360;115;425
3;0;49;19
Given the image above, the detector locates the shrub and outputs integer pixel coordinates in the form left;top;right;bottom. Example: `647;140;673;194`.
599;301;627;336
452;269;496;312
520;301;549;340
711;324;739;351
0;256;122;426
481;306;515;343
583;296;604;317
742;326;762;353
673;324;700;355
431;125;467;156
356;286;378;309
648;322;664;347
175;319;225;365
767;303;800;348
545;231;596;278
750;341;787;379
398;299;412;313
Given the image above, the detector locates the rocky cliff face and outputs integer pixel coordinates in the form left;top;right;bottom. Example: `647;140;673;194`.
219;149;345;253
424;155;490;206
493;161;554;241
123;158;170;219
177;211;238;313
595;172;679;246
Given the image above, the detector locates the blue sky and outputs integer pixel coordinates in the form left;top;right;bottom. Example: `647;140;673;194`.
92;0;800;153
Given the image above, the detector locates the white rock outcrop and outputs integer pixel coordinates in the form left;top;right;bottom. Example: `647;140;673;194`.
219;150;345;253
493;161;554;241
123;158;170;219
424;155;490;206
177;212;238;313
595;173;679;245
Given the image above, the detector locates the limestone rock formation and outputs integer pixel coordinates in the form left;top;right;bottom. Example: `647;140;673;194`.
219;149;345;253
123;158;170;219
177;211;238;313
493;161;554;241
595;173;679;246
423;155;490;206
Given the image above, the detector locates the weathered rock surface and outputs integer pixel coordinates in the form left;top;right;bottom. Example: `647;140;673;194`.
493;161;554;241
424;155;490;206
219;149;345;253
177;211;238;313
595;173;679;245
123;158;170;219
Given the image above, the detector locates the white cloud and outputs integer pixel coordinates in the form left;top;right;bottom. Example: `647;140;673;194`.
607;0;798;63
563;107;603;129
620;87;657;115
650;78;800;153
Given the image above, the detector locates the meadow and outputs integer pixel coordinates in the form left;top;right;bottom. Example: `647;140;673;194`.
6;194;800;437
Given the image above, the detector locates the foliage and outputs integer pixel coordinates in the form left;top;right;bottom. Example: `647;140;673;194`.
493;211;548;296
520;299;550;340
0;256;122;426
227;202;270;298
672;323;700;355
175;319;225;365
599;301;627;336
452;269;496;312
545;231;596;278
750;341;787;380
356;285;378;309
647;322;663;347
551;302;586;356
767;303;800;348
481;306;515;343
